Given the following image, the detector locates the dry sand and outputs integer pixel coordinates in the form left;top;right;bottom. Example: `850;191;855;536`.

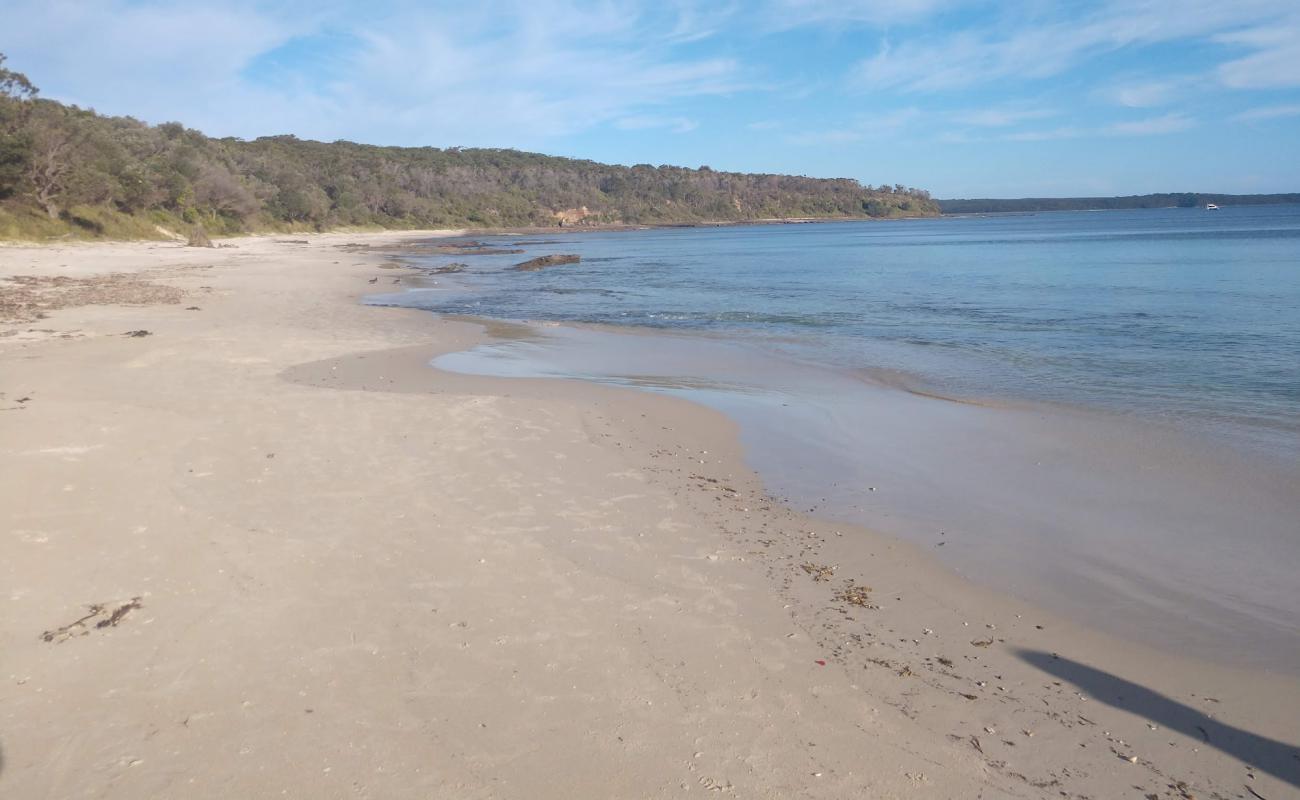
1;233;1296;799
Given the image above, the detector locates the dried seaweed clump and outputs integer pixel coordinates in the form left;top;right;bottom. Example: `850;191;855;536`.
800;562;835;582
835;581;874;608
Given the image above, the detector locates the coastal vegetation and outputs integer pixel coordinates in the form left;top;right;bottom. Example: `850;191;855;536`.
937;193;1300;213
0;54;937;241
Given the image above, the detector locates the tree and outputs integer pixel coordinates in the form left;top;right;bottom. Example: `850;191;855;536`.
0;52;38;197
22;105;86;218
0;51;942;236
0;53;36;102
193;163;258;219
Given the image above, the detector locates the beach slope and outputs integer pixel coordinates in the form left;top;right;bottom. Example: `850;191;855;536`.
1;234;1296;799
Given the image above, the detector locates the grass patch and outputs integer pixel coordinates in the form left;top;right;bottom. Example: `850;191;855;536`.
0;205;190;242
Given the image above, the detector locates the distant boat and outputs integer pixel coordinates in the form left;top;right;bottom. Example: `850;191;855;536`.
1205;203;1219;210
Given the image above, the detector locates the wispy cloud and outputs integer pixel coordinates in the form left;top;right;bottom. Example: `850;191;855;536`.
785;129;868;145
762;0;960;29
952;107;1056;127
1102;112;1195;136
0;0;298;106
1215;23;1300;89
853;1;1300;92
948;112;1195;143
615;115;699;133
0;0;748;145
1002;126;1084;142
1101;78;1186;108
335;3;746;142
786;107;922;145
1233;104;1300;122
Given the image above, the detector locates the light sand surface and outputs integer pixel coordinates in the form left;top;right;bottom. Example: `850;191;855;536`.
1;234;1297;799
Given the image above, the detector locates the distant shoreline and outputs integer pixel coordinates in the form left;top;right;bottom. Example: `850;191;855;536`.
12;201;1300;245
937;193;1300;214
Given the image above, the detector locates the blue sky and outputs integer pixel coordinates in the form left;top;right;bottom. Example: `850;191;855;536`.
3;0;1299;197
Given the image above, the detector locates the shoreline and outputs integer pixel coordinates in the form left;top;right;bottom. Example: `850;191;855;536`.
378;234;1300;672
0;212;940;247
419;312;1300;673
381;213;1300;468
2;232;1297;797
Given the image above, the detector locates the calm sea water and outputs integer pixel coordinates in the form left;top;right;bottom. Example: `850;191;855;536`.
374;206;1300;667
393;205;1300;460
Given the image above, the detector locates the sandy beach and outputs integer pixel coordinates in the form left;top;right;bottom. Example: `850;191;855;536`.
2;233;1297;799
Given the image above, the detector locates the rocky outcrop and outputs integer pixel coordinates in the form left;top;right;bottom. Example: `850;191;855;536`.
553;207;597;226
510;254;581;271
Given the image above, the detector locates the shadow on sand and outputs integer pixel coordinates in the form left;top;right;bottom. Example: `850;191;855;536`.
1017;649;1299;789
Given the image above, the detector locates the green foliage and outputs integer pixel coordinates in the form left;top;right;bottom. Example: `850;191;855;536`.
0;53;938;240
0;54;37;101
0;53;38;198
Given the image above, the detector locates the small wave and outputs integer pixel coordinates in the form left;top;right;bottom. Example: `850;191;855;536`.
539;287;626;297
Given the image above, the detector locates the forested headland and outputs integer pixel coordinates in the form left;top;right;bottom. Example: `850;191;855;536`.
0;54;937;241
937;193;1300;213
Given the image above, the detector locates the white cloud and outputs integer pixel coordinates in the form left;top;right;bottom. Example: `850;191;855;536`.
1103;79;1183;108
0;0;747;146
1215;24;1300;89
786;107;922;144
976;113;1193;142
952;107;1055;127
852;1;1300;92
615;115;699;133
1232;104;1300;122
314;3;747;143
785;128;868;145
0;0;299;107
1002;126;1083;142
763;0;959;29
1103;112;1195;136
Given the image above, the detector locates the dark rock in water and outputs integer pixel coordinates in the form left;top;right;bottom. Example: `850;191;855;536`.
428;263;468;274
511;254;581;271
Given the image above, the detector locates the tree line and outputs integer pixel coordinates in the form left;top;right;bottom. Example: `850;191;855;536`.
0;54;938;240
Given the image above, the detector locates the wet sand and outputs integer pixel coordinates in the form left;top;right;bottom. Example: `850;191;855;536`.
1;234;1297;798
433;323;1300;671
